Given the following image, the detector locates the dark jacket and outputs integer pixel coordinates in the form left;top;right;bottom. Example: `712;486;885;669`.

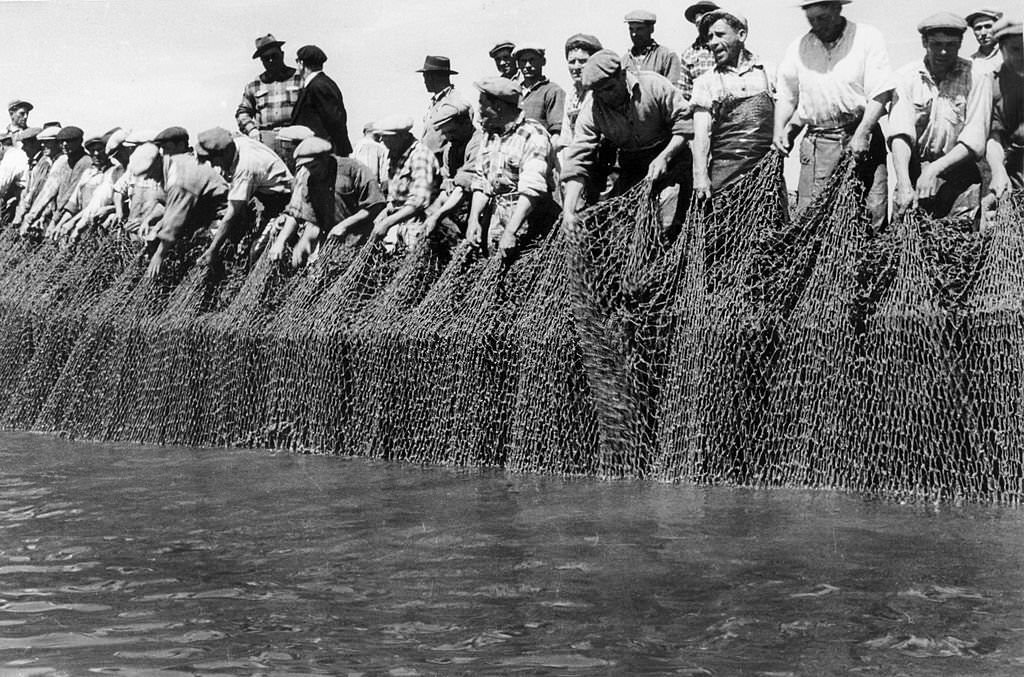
291;71;353;157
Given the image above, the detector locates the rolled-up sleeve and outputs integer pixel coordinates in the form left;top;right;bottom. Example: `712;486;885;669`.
886;71;918;148
667;85;691;136
863;28;894;100
560;98;600;183
776;41;801;112
157;185;198;243
957;66;994;158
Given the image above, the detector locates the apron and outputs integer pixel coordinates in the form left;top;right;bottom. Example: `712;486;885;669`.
709;69;774;192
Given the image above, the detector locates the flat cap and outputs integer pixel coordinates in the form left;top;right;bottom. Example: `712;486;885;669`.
474;76;522;104
17;127;42;142
700;9;749;34
684;1;720;24
917;12;968;35
293;136;333;167
565;33;604;55
125;129;156;145
488;41;515;57
965;9;1002;27
253;33;285;59
42;121;61;128
624;9;657;23
431;100;472;127
512;44;545;59
196;127;234;155
84;135;106;150
105;129;128;155
54;126;84;142
580;49;623;89
296;44;328;65
127;143;160;177
374;115;415;135
276;125;315;142
154;126;189;144
992;15;1023;40
0;132;12;143
36;127;60;141
797;0;851;7
7;99;33;113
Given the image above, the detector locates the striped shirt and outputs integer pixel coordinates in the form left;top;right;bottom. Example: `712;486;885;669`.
678;45;717;100
387;140;440;212
469;116;556;199
236;68;304;134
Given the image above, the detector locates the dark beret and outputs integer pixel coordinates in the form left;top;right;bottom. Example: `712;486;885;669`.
54;126;84;142
154;126;190;144
296;44;328;65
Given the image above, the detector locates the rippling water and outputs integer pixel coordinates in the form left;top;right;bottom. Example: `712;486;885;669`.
1;432;1023;675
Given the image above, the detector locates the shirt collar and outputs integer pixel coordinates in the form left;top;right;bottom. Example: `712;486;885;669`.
259;66;298;84
521;76;549;95
917;56;971;85
303;70;321;87
716;49;760;75
431;85;454;104
630;40;660;57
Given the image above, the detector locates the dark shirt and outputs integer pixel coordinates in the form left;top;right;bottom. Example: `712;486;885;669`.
56;152;94;213
520;78;567;135
622;42;682;84
290;71;353;156
156;154;229;243
300;155;386;229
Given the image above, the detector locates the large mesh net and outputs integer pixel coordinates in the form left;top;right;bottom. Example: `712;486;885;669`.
1;156;1023;503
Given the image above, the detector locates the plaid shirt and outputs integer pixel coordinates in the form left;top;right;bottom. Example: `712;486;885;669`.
679;45;717;100
236;68;304;134
469;116;556;199
387;140;439;212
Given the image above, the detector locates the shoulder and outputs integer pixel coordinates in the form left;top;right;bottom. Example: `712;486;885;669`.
852;22;885;46
636;69;676;93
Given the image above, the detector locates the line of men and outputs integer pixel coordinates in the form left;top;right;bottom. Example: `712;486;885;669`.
0;3;1020;282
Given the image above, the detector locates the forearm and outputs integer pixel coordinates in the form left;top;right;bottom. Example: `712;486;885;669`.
562;179;585;217
855;95;889;137
929;144;971;177
890;138;913;186
987;139;1008;180
273;216;299;250
773;99;797;139
656;135;687;166
691;118;712;184
467;190;490;227
431;187;466;220
208;202;240;251
379;204;418;231
506;194;539;236
335;208;371;232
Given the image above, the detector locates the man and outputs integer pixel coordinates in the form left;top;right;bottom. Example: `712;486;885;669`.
622;10;681;83
489;41;519;80
236;34;304;160
290;44;353;157
51;134;110;238
6;100;32;137
351;121;389;191
465;77;558;260
194;127;293;266
679;1;720;99
417;55;469;154
774;0;894;230
691;11;776;199
986;16;1024;198
888;13;992;220
422;101;480;239
11;126;60;230
65;129;129;240
153;126;191;157
0;127;39;218
270;136;386;267
562;50;691;232
22;126;93;235
559;33;605;151
513;45;566;135
966;9;1004;72
368;115;440;248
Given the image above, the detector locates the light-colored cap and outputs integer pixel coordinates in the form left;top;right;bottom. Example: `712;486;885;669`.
374;115;415;135
293;136;333;167
127;142;161;177
432;100;472;126
276;125;316;143
105;129;128;155
474;76;522;104
624;9;657;23
37;126;60;141
917;12;968;34
125;129;156;145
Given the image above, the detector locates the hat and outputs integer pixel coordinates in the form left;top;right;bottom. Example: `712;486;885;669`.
276;125;316;143
512;44;545;60
565;33;604;55
252;33;285;59
293;136;333;167
624;9;657;23
84;135;106;150
54;126;84;142
965;9;1002;27
488;41;515;58
7;99;33;113
127;143;160;177
0;132;11;144
105;129;128;155
37;127;60;141
917;12;968;35
431;100;472;127
580;49;623;89
17;127;42;142
797;0;851;7
196;127;234;155
416;55;458;74
42;121;61;128
154;126;189;145
374;115;415;135
700;9;749;34
992;15;1023;41
125;129;156;145
474;76;522;104
296;44;328;66
684;1;720;24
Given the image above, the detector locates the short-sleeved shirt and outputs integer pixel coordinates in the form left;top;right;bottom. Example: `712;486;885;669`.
690;51;775;118
678;45;717;100
561;69;690;182
295;155;386;228
777;20;894;128
520;78;567;135
622;42;682;85
157;153;229;243
236;68;304;134
468;116;556;199
386;140;440;212
888;57;992;162
226;135;293;202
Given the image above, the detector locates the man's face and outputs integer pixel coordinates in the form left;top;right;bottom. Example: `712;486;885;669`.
628;22;654;48
591;73;629;108
21;138;40;158
437;117;471;143
60;138;83;156
923;31;963;72
1001;35;1024;72
259;47;284;71
804;3;844;43
88;146;108;166
566;48;591;85
706;19;746;66
422;71;449;93
42;139;60;157
157;140;189;156
516;52;545;81
9;107;28;127
972;19;996;48
492;48;517;79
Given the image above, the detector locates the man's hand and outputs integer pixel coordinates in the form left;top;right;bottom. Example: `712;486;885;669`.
693;175;712;201
497;228;517;262
773;128;794;156
849;130;871;158
562;209;581;237
421;213;439;237
291;236;313;268
197;245;219;268
247;129;261;140
328;222;348;239
268;237;286;262
916;165;941;200
646;155;669;182
893;180;917;216
466;218;482;249
369;220;391;244
145;248;164;279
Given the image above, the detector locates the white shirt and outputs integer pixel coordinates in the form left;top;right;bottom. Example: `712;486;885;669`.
777;20;894;127
0;146;28;198
227;135;293;202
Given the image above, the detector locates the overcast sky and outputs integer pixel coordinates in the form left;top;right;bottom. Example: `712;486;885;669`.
0;0;1013;140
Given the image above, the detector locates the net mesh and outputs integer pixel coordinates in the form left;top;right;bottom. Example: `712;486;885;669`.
1;157;1023;502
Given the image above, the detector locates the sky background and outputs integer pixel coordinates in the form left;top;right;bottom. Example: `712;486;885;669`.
0;0;1014;140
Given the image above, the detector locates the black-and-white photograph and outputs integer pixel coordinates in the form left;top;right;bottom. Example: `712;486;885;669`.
0;0;1021;673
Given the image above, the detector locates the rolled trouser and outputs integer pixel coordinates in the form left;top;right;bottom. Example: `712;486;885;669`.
798;121;888;235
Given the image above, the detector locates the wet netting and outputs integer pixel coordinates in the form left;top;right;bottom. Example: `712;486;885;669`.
1;159;1023;503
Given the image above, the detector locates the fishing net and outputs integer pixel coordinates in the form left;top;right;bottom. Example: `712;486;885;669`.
1;157;1023;503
